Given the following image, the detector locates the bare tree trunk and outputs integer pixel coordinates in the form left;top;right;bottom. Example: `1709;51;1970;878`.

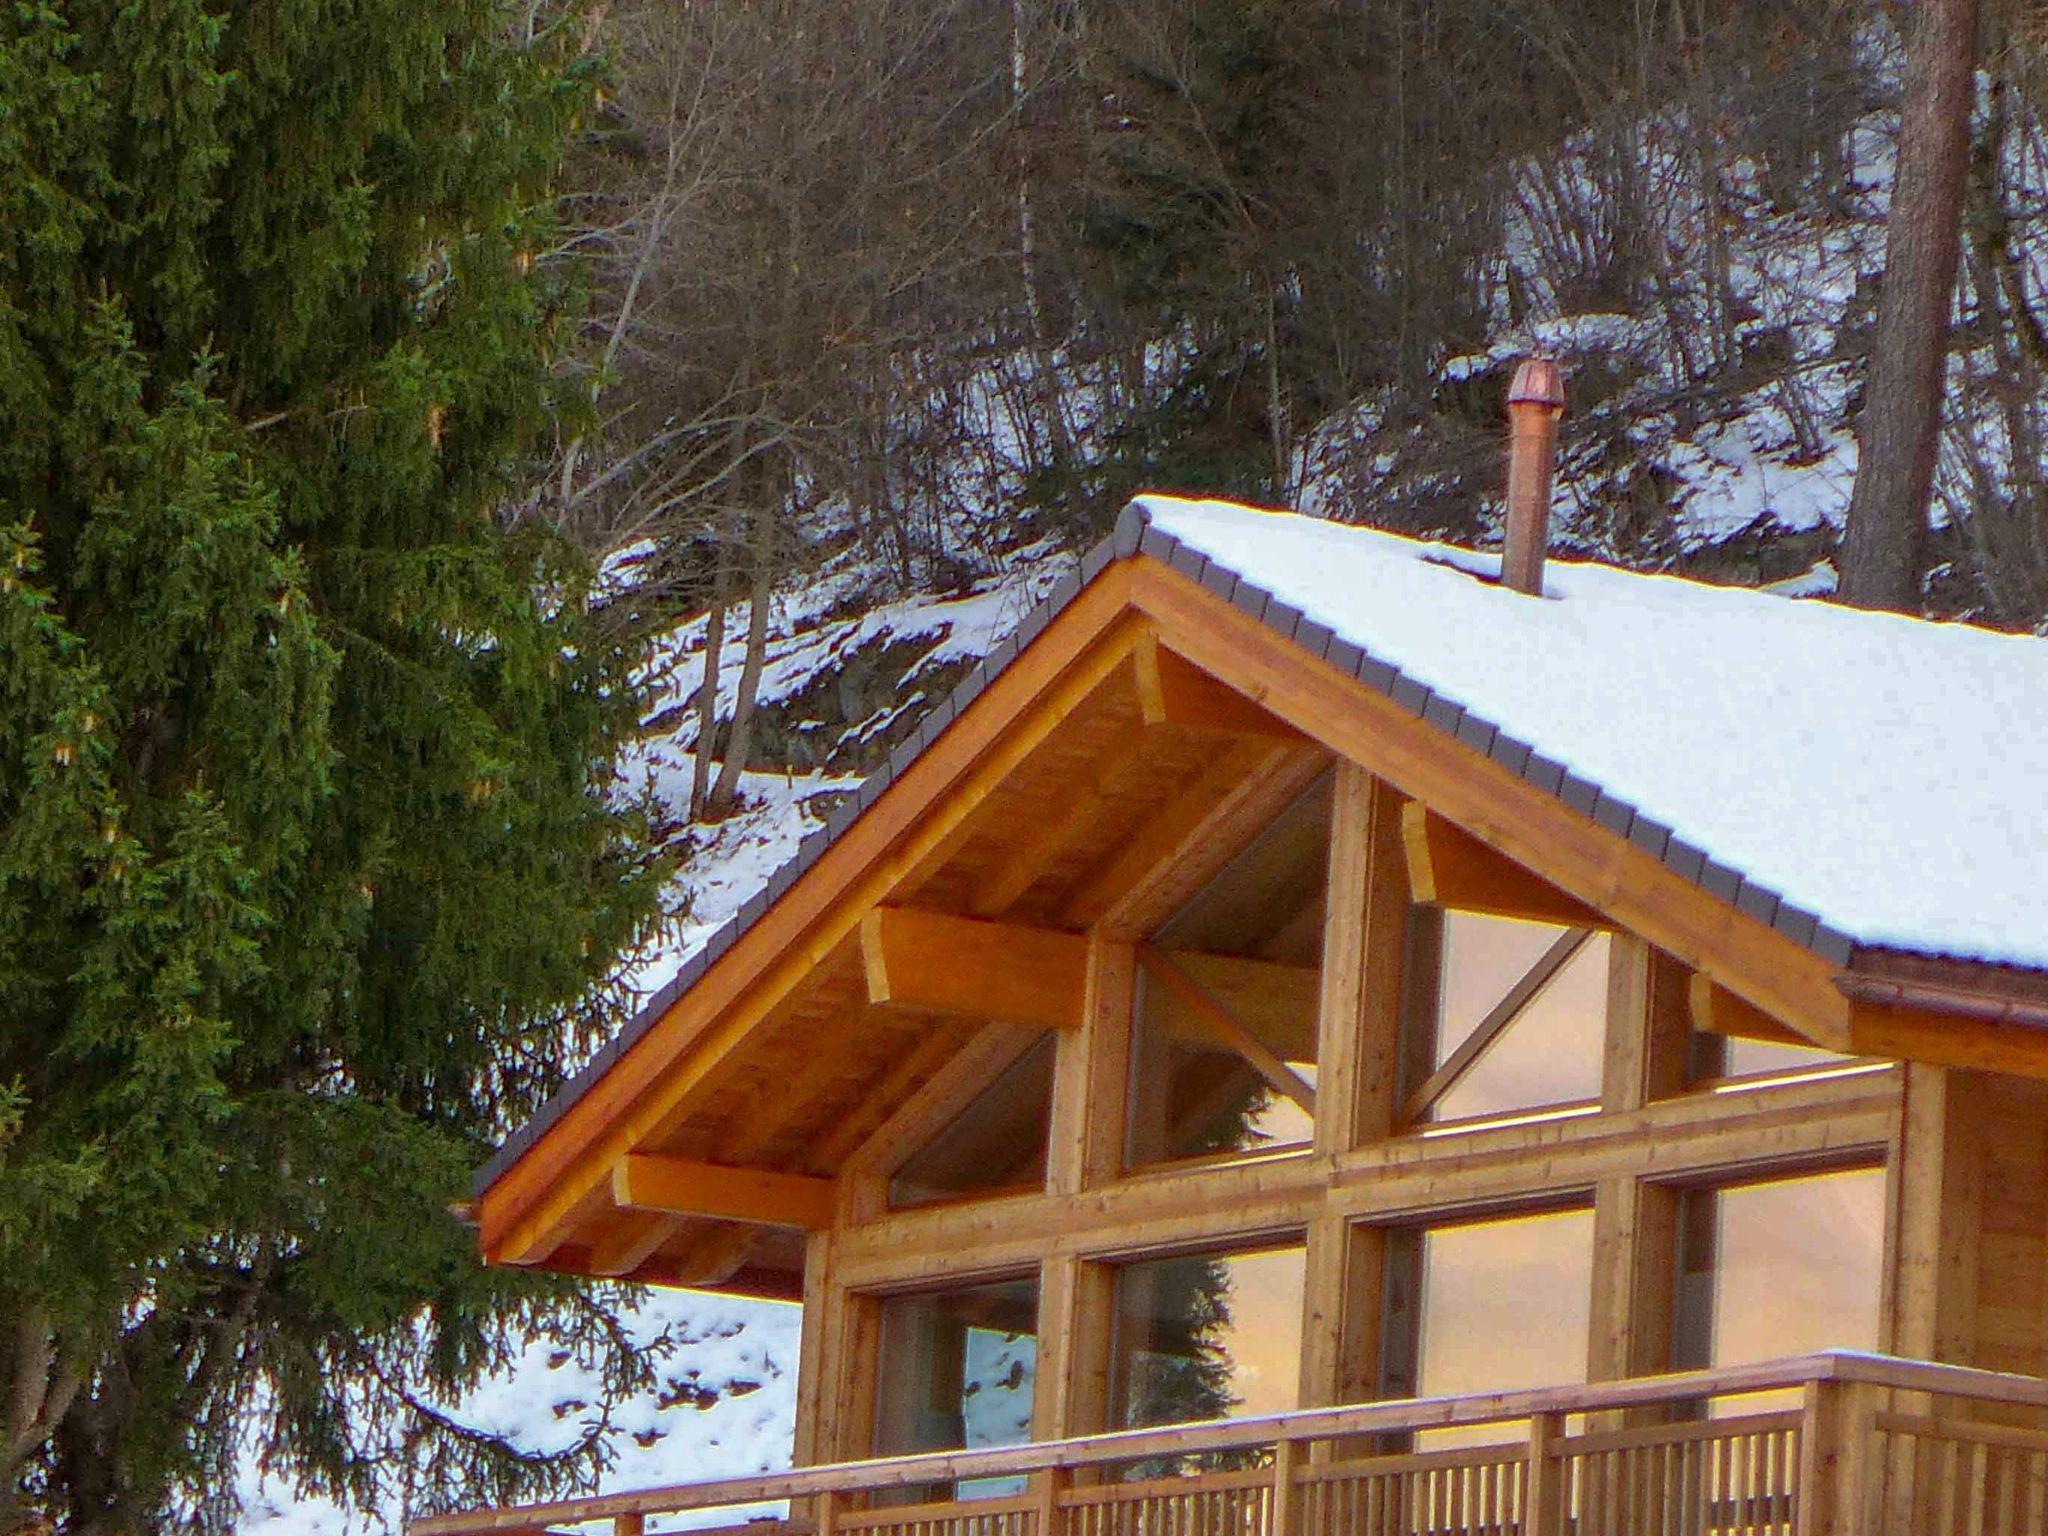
689;552;728;820
707;502;774;817
1839;0;1979;612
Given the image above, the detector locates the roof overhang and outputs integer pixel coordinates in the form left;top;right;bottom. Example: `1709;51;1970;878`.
475;502;2048;1285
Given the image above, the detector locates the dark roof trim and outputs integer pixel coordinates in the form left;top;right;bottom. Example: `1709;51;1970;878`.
478;501;1889;1195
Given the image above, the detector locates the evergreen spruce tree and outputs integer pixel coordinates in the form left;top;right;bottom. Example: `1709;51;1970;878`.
0;0;665;1527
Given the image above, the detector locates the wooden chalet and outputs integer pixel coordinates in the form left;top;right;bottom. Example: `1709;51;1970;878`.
426;463;2048;1535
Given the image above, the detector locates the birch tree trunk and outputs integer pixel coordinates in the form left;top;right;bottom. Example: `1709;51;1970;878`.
707;502;774;817
1839;0;1979;612
689;553;728;820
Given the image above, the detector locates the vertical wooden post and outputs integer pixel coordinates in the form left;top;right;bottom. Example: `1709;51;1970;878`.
1034;1254;1114;1441
1299;1215;1384;1414
614;1513;645;1536
1885;1063;1982;1425
816;1488;842;1536
1039;934;1132;1448
792;1229;835;1468
1270;1437;1303;1536
1587;941;1688;1421
1031;1466;1069;1536
1526;1410;1565;1536
1302;767;1404;1420
1313;765;1407;1157
1798;1378;1879;1536
1047;936;1135;1197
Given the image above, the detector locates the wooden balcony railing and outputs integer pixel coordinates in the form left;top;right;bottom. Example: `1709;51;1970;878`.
411;1352;2048;1536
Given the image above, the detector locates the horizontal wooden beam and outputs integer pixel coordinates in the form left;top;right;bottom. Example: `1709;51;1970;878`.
1135;635;1302;740
860;906;1319;1067
860;907;1087;1030
1401;801;1609;930
611;1153;836;1230
833;1066;1900;1288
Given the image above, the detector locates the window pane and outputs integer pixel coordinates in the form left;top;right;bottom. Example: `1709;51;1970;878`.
1414;1208;1595;1399
1112;1244;1306;1428
890;1033;1056;1208
1720;1034;1854;1079
1682;1167;1886;1371
1417;913;1607;1124
1126;780;1330;1167
874;1277;1040;1496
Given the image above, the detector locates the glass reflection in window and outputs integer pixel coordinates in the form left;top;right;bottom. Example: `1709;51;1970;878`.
1675;1166;1886;1373
1406;911;1608;1125
1111;1243;1306;1429
890;1033;1056;1208
873;1277;1040;1497
1126;778;1330;1167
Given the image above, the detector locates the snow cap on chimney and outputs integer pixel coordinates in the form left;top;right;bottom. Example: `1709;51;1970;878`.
1502;356;1565;595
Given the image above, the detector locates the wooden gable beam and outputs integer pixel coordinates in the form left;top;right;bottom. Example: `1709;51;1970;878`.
1071;739;1331;934
859;906;1318;1055
1402;800;1609;930
611;1153;836;1231
861;907;1087;1030
479;580;1152;1266
1126;562;1859;1052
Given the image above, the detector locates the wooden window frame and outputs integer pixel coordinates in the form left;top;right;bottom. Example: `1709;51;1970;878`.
828;761;1906;1452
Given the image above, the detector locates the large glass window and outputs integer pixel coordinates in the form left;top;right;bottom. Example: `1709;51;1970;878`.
1674;1166;1887;1373
873;1277;1040;1496
890;1033;1057;1208
1403;911;1609;1127
1110;1243;1307;1429
1125;779;1330;1168
1377;1207;1595;1448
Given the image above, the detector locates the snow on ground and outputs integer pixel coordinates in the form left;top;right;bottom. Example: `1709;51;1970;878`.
239;1294;802;1536
1142;495;2048;969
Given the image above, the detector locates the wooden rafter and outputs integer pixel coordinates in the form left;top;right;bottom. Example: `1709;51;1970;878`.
1138;946;1318;1116
805;1025;973;1173
612;1153;837;1230
1689;974;1812;1048
1401;927;1594;1124
479;585;1151;1265
838;1022;1046;1179
1071;740;1330;934
860;907;1087;1030
967;730;1154;918
1401;800;1609;930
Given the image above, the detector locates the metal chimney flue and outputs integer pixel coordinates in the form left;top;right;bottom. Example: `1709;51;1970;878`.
1503;357;1565;595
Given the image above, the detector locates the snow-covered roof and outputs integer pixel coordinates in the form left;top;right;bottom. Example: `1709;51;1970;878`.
1134;495;2048;972
478;492;2048;1199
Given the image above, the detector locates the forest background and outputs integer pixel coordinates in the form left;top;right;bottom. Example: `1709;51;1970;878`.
3;0;2044;1529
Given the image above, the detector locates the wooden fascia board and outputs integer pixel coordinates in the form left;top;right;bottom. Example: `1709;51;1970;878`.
861;907;1088;1030
478;569;1150;1264
1124;559;1859;1054
613;1153;836;1230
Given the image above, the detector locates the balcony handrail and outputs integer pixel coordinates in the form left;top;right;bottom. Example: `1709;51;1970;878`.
409;1350;2048;1534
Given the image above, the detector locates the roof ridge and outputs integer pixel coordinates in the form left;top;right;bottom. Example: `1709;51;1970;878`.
474;499;1860;1195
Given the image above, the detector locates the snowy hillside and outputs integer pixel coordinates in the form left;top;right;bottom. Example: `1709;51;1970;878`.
237;34;2048;1528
